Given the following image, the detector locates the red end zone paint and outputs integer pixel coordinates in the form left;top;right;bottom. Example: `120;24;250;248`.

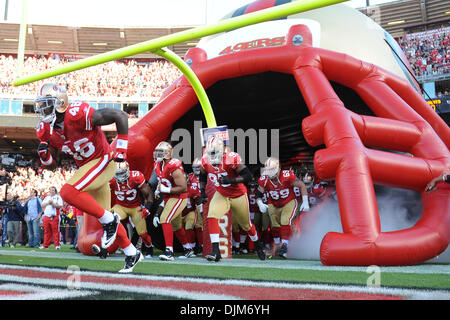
0;267;402;300
0;290;28;296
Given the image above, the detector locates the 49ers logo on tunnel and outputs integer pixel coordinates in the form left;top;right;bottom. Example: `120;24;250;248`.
219;36;286;55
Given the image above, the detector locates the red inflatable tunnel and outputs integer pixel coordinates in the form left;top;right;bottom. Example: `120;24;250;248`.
78;23;450;266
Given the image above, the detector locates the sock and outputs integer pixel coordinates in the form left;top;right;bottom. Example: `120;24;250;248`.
174;228;188;246
60;184;105;219
232;232;240;246
240;233;247;244
186;229;195;246
208;218;220;244
98;211;114;224
246;224;258;242
166;246;173;252
281;225;292;242
161;223;174;248
123;243;137;256
116;223;132;249
210;233;219;243
195;228;203;246
140;233;152;247
272;227;281;244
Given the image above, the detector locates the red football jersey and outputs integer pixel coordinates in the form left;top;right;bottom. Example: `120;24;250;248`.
247;186;258;214
201;151;247;198
154;158;188;200
36;102;111;167
258;170;297;207
187;173;201;200
110;170;146;208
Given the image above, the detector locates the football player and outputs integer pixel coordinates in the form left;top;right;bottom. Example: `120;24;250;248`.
180;158;204;255
110;161;155;258
256;157;310;259
152;141;194;261
198;136;266;262
247;179;272;256
191;158;204;254
34;83;142;273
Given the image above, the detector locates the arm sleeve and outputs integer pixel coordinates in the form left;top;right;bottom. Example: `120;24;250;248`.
238;166;253;184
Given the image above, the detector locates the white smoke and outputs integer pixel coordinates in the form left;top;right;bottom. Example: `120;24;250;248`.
288;186;450;262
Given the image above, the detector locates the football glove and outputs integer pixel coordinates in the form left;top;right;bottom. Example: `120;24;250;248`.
153;215;160;228
38;141;54;166
140;207;150;219
219;176;235;185
256;198;268;213
299;195;310;212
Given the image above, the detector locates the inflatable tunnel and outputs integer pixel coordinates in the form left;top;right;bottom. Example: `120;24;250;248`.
78;1;450;266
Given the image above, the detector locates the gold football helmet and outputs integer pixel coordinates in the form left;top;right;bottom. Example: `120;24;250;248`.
115;161;130;183
153;141;173;162
303;172;314;189
192;157;202;175
34;83;69;123
263;157;280;179
205;136;224;166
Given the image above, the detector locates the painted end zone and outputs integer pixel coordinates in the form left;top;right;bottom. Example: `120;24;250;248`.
0;266;404;300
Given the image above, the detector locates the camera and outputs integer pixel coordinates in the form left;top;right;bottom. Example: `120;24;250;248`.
0;165;17;185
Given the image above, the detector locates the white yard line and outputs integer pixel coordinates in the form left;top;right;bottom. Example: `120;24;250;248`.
1;249;449;275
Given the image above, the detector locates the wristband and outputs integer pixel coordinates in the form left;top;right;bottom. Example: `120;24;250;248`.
159;184;171;194
40;153;54;166
302;195;309;203
116;134;128;151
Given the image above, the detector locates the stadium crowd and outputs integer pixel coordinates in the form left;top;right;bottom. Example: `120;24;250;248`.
0;54;181;99
0;27;447;101
398;26;450;78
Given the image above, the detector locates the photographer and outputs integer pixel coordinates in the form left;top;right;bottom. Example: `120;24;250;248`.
4;194;25;248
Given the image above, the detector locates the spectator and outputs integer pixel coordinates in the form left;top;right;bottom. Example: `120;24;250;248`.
37;186;63;249
24;189;43;248
397;27;449;78
5;194;25;248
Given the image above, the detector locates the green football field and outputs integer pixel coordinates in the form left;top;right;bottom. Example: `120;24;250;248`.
0;244;449;301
